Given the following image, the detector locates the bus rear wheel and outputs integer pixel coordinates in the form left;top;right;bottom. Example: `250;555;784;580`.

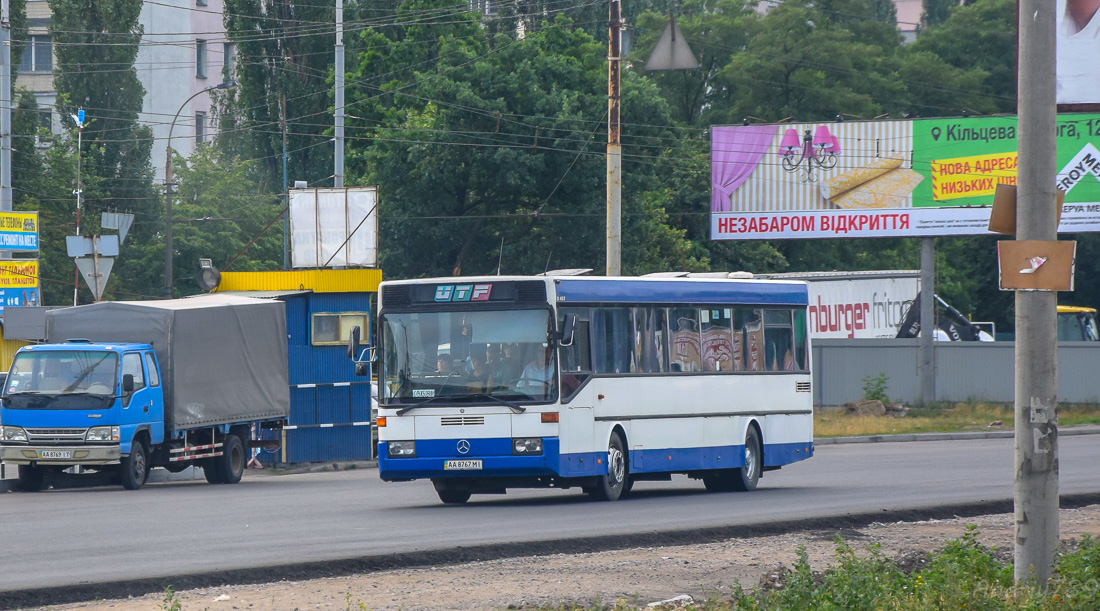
588;433;627;501
731;426;762;492
433;480;472;504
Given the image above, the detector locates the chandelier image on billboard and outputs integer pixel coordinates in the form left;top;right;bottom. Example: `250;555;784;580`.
778;125;841;182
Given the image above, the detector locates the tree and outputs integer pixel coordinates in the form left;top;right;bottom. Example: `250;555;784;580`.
49;0;157;302
164;147;285;294
711;0;903;124
219;0;369;191
921;0;958;28
346;4;700;277
12;91;82;306
633;0;757;126
911;0;1016;113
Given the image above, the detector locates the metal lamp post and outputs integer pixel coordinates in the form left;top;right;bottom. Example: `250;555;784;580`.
164;80;236;297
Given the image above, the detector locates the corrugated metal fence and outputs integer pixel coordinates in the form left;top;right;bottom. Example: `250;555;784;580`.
813;339;1100;406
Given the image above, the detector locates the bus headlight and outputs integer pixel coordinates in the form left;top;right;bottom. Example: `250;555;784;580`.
512;437;543;455
388;441;416;458
1;426;27;442
85;426;120;442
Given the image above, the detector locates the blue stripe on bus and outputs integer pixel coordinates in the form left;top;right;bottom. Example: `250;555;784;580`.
554;278;809;306
379;438;813;481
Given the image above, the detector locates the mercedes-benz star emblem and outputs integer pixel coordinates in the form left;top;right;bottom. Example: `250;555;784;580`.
457;439;471;454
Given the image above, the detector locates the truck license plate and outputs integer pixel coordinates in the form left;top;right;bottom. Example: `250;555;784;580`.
39;450;72;459
444;459;482;470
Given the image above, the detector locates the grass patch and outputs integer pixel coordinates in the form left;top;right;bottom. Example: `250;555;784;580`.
815;402;1100;438
542;528;1100;610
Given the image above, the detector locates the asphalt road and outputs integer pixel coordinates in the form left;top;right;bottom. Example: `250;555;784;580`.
2;435;1099;595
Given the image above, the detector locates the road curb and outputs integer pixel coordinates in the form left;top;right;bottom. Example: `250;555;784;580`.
815;425;1100;445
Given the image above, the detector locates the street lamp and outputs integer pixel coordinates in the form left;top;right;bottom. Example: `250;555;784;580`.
164;79;236;297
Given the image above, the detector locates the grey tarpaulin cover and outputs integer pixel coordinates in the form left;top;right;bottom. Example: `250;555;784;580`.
45;295;290;430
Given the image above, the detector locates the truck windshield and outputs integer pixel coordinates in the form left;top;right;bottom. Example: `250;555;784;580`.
380;308;556;405
3;351;119;410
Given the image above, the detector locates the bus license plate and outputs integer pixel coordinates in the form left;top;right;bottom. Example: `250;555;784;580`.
444;459;482;471
39;450;72;459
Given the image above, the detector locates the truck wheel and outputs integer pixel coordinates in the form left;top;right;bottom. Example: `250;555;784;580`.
587;433;627;501
731;426;762;492
202;458;224;484
216;435;246;484
120;440;149;490
17;465;46;492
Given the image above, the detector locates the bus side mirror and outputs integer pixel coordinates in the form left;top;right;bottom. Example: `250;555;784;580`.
347;326;362;360
560;314;578;347
355;362;369;377
122;374;135;393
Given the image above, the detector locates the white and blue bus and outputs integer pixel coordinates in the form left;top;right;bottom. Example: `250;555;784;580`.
372;274;814;504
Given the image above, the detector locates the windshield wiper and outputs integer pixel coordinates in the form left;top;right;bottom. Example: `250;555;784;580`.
395;395;450;416
463;392;525;414
63;354;112;393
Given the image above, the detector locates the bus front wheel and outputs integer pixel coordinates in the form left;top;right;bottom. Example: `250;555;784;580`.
588;433;627;501
433;480;472;504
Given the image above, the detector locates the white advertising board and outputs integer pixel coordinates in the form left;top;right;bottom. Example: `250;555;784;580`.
289;187;379;268
762;272;920;339
1057;0;1100;107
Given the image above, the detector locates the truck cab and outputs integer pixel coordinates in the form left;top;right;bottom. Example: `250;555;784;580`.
0;341;166;490
1056;306;1100;342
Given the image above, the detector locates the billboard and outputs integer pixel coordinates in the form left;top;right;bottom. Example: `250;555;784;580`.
761;271;919;339
1056;0;1100;108
289;187;379;268
0;260;41;316
711;114;1100;240
0;211;38;251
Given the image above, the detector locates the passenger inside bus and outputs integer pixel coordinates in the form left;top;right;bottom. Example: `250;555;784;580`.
466;349;491;392
518;343;554;388
492;343;522;383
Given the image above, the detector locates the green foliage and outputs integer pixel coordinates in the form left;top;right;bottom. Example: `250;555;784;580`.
861;372;889;403
157;586;183;611
160;147;285;296
910;0;1016;114
48;0;157;304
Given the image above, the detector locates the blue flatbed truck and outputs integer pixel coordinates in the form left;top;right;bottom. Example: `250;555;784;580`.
0;295;290;491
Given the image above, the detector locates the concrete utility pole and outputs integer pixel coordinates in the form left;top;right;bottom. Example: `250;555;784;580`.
1014;0;1059;584
1;0;11;212
918;239;935;403
334;0;344;189
605;0;622;276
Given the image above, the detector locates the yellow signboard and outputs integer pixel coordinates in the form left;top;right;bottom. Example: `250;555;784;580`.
0;260;38;288
0;211;38;251
930;152;1018;202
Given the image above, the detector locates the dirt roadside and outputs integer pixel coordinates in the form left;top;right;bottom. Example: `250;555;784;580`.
40;504;1100;611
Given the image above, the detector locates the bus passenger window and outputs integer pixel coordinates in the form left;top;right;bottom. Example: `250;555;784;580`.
593;308;634;374
736;308;764;372
793;309;808;370
633;307;669;373
763;309;795;371
670;308;701;372
701;308;734;372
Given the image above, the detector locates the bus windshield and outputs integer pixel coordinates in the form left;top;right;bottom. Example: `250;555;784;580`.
380;308;556;404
